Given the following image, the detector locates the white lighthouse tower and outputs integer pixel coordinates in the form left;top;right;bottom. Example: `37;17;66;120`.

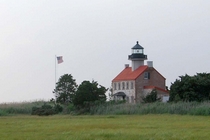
128;41;147;71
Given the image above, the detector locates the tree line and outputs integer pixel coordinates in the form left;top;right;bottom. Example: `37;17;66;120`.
30;72;210;115
53;72;210;106
169;73;210;102
53;74;107;108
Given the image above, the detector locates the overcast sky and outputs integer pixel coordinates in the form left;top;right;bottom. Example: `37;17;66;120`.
1;0;210;103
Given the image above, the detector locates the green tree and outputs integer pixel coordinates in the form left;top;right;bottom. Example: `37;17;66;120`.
73;80;107;107
53;74;77;105
169;73;210;102
142;89;161;103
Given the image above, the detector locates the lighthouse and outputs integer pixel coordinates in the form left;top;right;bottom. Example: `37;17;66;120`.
128;41;147;71
112;41;169;103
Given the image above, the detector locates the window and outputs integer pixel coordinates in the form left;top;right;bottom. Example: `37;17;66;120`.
122;82;124;89
118;83;121;90
144;72;150;79
114;83;116;90
126;82;129;89
130;82;133;89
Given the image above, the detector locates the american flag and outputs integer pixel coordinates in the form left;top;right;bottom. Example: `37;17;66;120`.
57;56;63;64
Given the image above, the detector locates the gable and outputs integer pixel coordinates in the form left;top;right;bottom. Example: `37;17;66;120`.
144;67;166;80
151;67;166;80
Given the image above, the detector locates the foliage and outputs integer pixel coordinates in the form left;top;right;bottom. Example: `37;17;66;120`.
54;104;63;113
31;104;54;116
53;74;77;105
169;73;210;102
0;109;7;116
61;104;76;114
31;103;63;116
73;80;107;108
142;89;161;103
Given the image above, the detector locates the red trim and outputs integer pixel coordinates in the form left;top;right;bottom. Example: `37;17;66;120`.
144;86;169;94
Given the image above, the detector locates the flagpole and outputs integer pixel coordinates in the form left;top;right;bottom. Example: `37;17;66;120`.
55;55;57;89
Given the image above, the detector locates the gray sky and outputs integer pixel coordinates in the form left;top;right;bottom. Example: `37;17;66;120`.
1;0;210;103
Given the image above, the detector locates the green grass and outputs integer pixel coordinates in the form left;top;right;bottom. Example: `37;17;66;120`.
0;115;210;140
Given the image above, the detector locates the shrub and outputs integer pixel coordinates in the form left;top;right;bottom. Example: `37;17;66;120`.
54;104;63;113
142;89;161;103
31;103;63;116
62;104;76;114
0;109;8;116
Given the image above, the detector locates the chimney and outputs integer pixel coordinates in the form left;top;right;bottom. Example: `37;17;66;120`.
125;64;129;68
147;61;153;67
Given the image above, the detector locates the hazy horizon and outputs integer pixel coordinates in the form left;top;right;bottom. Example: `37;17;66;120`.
1;0;210;103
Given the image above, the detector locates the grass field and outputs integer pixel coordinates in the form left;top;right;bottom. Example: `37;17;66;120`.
0;115;210;140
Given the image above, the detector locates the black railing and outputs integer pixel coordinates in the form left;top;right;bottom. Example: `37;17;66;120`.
128;54;147;59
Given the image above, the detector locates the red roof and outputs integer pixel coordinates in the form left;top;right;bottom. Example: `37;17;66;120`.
112;65;148;82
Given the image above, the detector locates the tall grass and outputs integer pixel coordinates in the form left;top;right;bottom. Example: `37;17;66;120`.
0;100;50;116
1;100;210;116
90;101;210;116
